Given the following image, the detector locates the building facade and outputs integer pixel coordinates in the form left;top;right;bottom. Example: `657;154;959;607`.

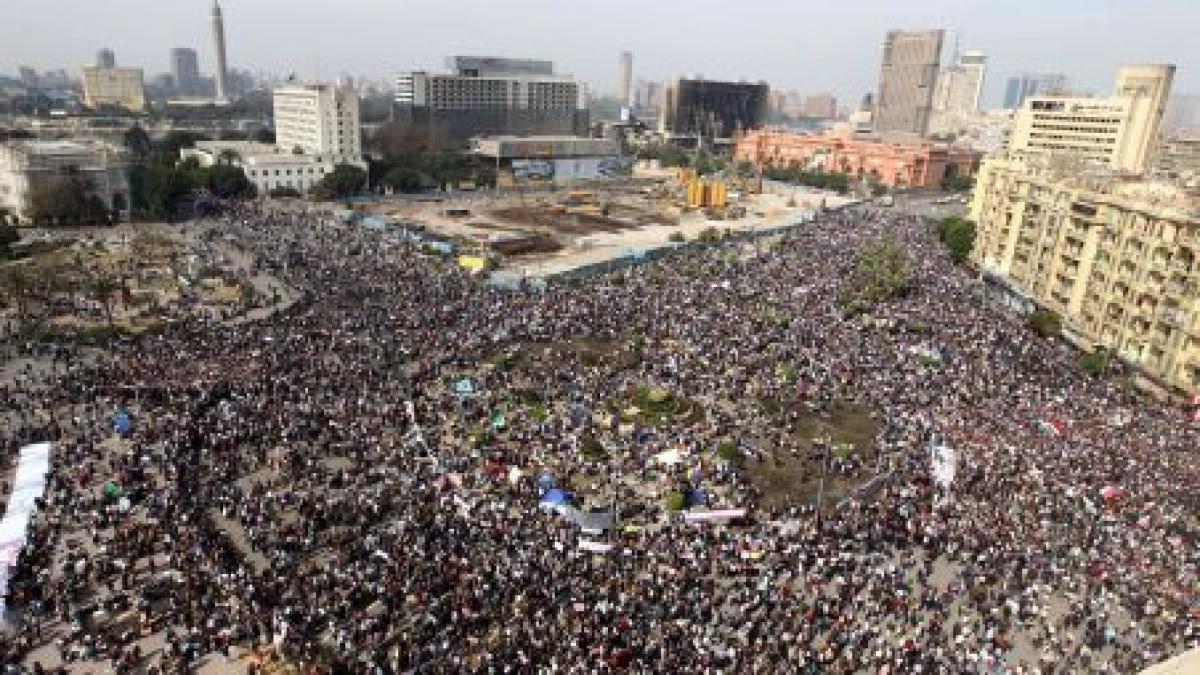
874;29;944;136
394;57;586;141
471;135;629;185
181;141;348;196
82;66;146;111
1155;133;1200;181
1003;73;1070;110
931;50;987;134
96;48;116;70
735;129;980;188
970;153;1200;393
659;78;769;138
273;83;362;160
617;51;633;105
803;93;838;119
171;48;202;96
0;140;130;223
1009;64;1175;172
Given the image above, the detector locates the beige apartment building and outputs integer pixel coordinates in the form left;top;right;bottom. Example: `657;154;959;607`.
1008;64;1174;172
971;153;1200;393
82;66;146;111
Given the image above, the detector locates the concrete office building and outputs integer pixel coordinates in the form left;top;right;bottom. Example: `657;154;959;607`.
274;82;362;160
96;48;116;70
0;140;130;223
211;0;230;102
1003;73;1070;109
1009;64;1174;172
171;48;202;96
659;77;769;138
82;65;146;111
394;56;587;141
970;153;1200;393
617;51;633;105
874;29;944;136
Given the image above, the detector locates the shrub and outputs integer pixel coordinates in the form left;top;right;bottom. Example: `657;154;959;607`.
716;440;741;463
697;227;722;243
581;436;607;460
668;232;686;243
1028;310;1062;338
936;217;977;264
1080;351;1108;377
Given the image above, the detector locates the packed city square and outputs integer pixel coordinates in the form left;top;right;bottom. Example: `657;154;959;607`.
1;202;1197;673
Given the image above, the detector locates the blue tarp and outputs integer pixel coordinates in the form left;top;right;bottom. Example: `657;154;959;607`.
538;473;556;491
540;488;572;507
113;410;134;436
428;241;456;255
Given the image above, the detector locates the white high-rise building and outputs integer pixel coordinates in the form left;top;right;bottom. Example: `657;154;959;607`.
273;82;362;160
930;49;988;134
1008;64;1174;172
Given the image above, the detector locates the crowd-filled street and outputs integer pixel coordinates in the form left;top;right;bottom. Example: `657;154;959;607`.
1;203;1196;673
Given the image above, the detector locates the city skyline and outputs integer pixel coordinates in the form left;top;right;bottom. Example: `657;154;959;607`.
1;0;1195;107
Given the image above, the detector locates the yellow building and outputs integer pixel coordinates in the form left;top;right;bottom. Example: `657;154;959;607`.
1008;64;1174;173
971;153;1200;393
82;66;146;111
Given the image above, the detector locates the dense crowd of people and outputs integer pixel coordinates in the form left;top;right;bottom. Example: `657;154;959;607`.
1;200;1197;672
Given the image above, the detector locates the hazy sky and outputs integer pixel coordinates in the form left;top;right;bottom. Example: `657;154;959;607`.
2;0;1195;107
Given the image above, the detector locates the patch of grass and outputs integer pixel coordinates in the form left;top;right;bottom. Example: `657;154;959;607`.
716;439;741;463
663;491;686;512
757;397;782;418
528;404;549;422
581;436;607;460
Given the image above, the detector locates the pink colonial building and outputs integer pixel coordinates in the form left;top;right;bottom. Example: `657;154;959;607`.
735;130;981;188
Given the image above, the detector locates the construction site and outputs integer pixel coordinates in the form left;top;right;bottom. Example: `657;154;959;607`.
355;165;854;278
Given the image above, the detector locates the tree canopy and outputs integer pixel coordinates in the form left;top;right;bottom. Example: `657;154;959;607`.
312;163;367;200
935;217;977;264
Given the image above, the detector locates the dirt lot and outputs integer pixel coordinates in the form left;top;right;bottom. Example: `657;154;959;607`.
744;403;879;509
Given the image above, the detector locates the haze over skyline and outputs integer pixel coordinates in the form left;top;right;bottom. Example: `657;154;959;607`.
2;0;1195;107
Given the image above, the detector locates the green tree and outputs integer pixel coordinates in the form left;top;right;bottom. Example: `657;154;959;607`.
313;163;367;199
1080;351;1109;377
205;164;256;199
123;124;152;161
28;171;110;225
840;235;911;311
936;217;977;264
1028;310;1062;338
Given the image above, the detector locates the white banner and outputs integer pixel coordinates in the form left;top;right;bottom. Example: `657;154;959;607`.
0;442;53;614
